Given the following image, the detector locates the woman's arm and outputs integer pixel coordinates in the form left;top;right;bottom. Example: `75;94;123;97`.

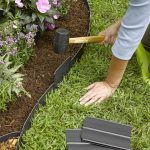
112;0;150;60
80;0;150;106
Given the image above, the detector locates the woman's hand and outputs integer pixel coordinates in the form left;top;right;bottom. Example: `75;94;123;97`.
79;81;116;106
99;20;122;44
79;55;128;107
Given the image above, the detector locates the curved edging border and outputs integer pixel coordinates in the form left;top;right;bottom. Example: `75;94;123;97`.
7;0;90;149
0;131;20;143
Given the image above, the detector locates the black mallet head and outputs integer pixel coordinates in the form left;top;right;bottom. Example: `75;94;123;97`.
53;28;70;54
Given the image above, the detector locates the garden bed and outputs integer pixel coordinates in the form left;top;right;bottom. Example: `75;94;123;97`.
0;0;89;138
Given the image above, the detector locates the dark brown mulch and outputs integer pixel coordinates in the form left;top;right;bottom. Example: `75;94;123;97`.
0;0;89;136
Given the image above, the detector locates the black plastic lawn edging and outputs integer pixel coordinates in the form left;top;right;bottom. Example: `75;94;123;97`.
81;117;131;150
12;1;90;149
0;131;20;143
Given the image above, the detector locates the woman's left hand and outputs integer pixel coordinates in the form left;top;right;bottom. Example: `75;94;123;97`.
79;81;116;106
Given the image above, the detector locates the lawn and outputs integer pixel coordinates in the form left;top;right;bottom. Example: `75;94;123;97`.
21;0;150;149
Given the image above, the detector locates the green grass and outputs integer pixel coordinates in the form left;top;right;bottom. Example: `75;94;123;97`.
21;0;150;150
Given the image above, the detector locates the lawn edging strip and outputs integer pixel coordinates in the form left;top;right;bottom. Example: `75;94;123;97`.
66;129;113;150
54;57;73;87
0;131;20;143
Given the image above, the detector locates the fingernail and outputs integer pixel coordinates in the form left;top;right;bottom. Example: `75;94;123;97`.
80;101;85;105
79;98;82;102
85;104;89;107
80;101;83;104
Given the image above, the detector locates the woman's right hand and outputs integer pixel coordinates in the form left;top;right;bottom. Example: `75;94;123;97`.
99;19;122;45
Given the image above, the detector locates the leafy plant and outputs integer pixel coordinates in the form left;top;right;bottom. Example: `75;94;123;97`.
59;0;71;16
0;0;66;31
0;20;38;66
0;55;30;111
0;19;37;110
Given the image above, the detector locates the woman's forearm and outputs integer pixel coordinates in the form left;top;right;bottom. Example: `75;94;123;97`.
106;55;128;88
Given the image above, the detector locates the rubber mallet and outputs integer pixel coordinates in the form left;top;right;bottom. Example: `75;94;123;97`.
53;28;105;54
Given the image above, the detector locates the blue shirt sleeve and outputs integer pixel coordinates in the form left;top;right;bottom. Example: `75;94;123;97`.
112;0;150;60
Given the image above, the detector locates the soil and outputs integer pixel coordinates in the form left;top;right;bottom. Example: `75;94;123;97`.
0;0;89;136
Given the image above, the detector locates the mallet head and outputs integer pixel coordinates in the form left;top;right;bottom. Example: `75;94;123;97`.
53;28;70;54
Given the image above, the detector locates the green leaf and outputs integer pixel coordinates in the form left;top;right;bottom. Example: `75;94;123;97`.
12;87;21;95
37;14;45;23
32;13;37;22
8;86;12;98
0;7;4;10
31;0;37;7
20;14;32;24
47;9;57;16
8;65;22;74
45;17;53;24
38;21;45;31
5;0;10;5
24;16;32;24
12;73;24;79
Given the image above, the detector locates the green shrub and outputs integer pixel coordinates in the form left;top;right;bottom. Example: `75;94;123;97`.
0;55;30;111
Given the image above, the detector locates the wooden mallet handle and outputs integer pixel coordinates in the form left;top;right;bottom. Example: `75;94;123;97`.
53;28;105;54
69;35;105;44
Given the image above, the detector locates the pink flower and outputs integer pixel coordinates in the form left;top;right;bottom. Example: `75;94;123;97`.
15;0;24;8
36;0;51;13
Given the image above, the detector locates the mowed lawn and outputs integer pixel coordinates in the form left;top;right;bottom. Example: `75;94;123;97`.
21;0;150;149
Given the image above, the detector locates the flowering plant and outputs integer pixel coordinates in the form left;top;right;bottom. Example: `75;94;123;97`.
0;0;62;31
0;20;38;65
0;19;37;110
